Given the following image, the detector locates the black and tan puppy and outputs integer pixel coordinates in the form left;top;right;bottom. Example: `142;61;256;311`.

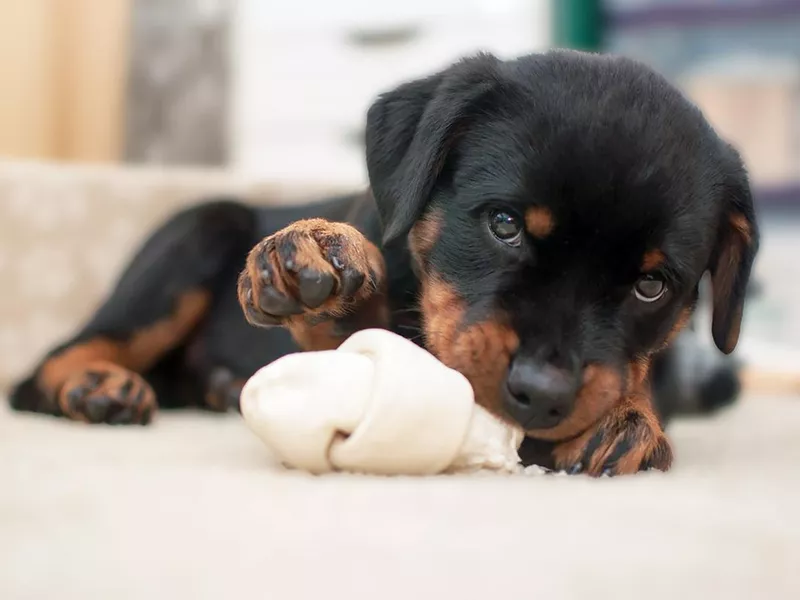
9;51;758;476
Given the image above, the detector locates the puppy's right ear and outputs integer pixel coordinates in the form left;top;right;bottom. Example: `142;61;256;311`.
365;54;500;246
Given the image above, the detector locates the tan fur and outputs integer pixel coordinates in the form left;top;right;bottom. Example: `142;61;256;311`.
552;390;671;476
641;249;665;272
408;209;442;270
525;207;555;239
419;275;519;418
526;365;622;442
57;361;156;422
240;219;389;351
39;289;210;398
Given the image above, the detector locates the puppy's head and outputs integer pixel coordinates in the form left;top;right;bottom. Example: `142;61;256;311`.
366;51;759;440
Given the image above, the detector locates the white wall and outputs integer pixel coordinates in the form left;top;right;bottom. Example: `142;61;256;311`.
228;0;553;187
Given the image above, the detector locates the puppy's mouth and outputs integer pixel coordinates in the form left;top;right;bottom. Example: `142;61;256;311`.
432;337;621;442
417;273;621;441
519;365;622;442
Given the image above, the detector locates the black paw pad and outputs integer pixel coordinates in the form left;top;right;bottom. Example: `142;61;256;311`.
296;268;335;308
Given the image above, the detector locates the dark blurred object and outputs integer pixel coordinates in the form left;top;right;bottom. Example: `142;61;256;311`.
650;275;769;422
650;324;742;423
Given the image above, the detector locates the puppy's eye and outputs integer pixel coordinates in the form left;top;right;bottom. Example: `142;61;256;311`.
634;274;667;303
488;210;522;246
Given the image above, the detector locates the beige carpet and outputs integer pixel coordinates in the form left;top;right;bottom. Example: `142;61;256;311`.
1;395;799;600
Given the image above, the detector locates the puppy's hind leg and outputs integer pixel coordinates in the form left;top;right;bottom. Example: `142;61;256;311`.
8;200;258;424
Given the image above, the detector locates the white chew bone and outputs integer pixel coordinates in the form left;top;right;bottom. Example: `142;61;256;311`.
240;328;524;475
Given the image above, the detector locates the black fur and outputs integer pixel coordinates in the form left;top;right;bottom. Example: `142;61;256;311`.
9;50;756;440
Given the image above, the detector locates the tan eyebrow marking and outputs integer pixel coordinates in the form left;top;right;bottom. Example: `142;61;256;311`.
524;207;555;239
641;249;665;272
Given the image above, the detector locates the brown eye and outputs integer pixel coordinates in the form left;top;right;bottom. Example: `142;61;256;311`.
488;210;522;246
634;274;667;303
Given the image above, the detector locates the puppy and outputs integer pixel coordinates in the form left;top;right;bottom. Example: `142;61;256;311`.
9;51;758;476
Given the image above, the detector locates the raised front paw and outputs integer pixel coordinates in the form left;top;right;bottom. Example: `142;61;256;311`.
238;219;382;328
57;362;156;425
553;404;672;477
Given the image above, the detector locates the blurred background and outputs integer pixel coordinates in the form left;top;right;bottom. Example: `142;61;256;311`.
2;0;799;187
0;0;799;398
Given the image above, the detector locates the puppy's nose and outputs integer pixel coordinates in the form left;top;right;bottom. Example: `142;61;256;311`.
503;355;578;430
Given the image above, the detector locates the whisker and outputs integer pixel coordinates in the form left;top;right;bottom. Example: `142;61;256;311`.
395;324;422;333
392;307;421;316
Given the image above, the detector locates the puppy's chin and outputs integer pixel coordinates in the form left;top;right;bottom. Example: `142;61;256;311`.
524;365;622;442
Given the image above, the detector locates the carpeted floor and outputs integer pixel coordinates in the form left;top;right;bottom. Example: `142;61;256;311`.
1;395;799;600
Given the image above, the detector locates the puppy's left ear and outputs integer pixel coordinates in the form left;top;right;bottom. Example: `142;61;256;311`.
365;53;501;245
709;147;760;354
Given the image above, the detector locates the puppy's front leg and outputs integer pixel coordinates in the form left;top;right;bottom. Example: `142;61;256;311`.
237;219;389;351
552;390;673;477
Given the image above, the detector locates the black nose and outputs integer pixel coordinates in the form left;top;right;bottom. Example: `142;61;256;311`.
503;355;578;429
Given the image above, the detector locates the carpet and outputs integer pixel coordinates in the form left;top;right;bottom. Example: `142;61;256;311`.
1;395;799;600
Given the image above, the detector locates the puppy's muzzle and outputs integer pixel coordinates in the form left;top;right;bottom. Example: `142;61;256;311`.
503;353;580;430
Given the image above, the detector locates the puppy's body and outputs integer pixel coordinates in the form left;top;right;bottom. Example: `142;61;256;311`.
8;51;757;475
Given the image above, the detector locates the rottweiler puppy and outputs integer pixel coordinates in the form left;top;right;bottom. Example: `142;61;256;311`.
9;50;758;476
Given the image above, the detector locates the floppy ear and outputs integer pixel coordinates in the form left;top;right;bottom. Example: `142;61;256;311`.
709;148;760;354
365;53;500;245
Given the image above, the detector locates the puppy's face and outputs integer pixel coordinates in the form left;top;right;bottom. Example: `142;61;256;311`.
366;51;758;440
